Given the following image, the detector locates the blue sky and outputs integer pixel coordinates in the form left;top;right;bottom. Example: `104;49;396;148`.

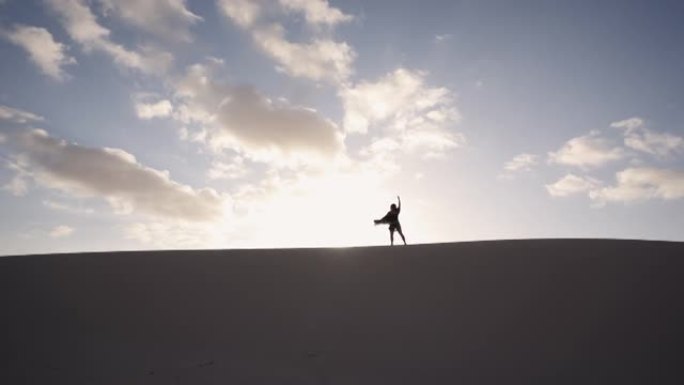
1;0;683;255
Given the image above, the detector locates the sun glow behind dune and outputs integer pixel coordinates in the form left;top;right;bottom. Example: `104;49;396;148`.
229;170;396;248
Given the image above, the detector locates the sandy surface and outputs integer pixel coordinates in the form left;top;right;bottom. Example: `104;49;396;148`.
2;239;683;384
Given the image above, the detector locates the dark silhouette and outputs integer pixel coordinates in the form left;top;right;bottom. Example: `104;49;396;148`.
2;240;684;383
374;195;407;245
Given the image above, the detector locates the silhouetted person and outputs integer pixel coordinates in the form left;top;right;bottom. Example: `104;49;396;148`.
374;196;407;246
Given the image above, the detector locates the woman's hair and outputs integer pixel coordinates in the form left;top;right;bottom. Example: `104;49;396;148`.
390;204;397;210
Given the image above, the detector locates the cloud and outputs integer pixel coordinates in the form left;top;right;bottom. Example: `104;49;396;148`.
625;130;682;157
610;117;683;157
174;63;344;165
589;167;684;204
548;132;624;168
341;68;461;134
217;0;355;84
0;105;44;123
207;156;249;180
546;174;601;197
340;68;463;162
98;0;202;42
3;24;76;81
610;117;644;131
216;0;262;28
218;0;352;28
49;225;74;238
251;24;355;83
135;99;173;119
434;34;452;42
45;0;172;74
2;174;29;196
277;0;353;26
1;127;225;221
504;153;538;172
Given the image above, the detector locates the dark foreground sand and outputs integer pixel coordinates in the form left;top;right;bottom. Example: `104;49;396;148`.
1;239;683;384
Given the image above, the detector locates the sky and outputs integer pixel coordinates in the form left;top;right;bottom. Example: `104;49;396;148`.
1;0;683;256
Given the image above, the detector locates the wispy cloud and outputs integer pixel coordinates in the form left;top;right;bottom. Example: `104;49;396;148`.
251;24;355;83
98;0;202;42
548;131;624;168
590;167;684;204
277;0;353;26
217;0;355;84
610;117;683;157
0;105;44;123
546;174;601;197
207;156;249;180
2;24;76;81
46;0;173;74
49;225;74;238
499;153;539;180
504;153;538;172
434;34;452;42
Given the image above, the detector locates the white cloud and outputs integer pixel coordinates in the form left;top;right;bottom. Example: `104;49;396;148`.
0;105;44;123
217;0;263;28
278;0;353;26
217;0;355;84
504;153;538;172
610;117;644;131
2;127;226;221
251;23;355;84
341;68;463;162
340;68;461;133
341;68;461;134
3;24;76;81
49;225;74;238
174;63;344;165
46;0;172;74
207;156;249;180
611;117;683;157
546;174;601;197
135;99;173;119
590;167;684;204
434;34;452;42
548;132;624;168
625;130;683;157
98;0;202;42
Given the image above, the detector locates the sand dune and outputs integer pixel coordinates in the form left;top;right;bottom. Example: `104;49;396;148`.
1;239;683;384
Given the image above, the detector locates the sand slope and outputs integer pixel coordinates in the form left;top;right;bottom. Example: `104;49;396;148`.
1;239;683;384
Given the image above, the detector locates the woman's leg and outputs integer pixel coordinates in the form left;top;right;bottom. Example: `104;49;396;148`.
398;229;406;245
397;224;406;245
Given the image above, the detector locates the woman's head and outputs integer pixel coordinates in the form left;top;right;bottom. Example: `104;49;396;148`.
390;204;397;210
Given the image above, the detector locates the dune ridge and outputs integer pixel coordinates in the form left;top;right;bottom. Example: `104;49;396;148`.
2;239;683;384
